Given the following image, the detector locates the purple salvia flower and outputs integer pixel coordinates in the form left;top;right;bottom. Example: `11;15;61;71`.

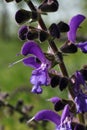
21;41;46;63
27;105;72;130
73;71;86;94
67;14;86;43
73;71;87;113
75;90;87;113
66;14;87;53
76;41;87;53
21;41;50;94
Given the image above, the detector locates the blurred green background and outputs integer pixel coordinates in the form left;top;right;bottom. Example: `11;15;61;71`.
0;0;87;130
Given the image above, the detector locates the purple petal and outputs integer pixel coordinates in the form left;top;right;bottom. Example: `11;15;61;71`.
61;104;70;122
75;71;85;88
31;85;43;94
75;91;87;113
47;97;61;104
30;69;47;85
18;25;28;40
30;68;47;94
21;41;46;63
34;109;61;125
67;14;86;42
77;41;87;53
23;56;41;68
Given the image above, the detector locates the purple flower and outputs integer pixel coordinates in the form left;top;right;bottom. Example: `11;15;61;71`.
18;25;28;40
76;41;87;53
21;41;50;94
67;14;86;43
67;14;87;53
27;105;72;130
75;90;87;113
72;71;87;113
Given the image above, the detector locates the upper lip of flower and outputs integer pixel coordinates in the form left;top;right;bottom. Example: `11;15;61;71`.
67;14;86;43
27;104;71;129
21;41;46;67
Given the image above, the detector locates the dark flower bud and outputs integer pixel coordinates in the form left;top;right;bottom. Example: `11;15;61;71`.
80;69;87;81
57;21;70;32
18;26;28;40
27;31;38;40
49;23;60;38
74;124;86;130
60;42;78;53
51;75;60;88
15;0;22;3
5;0;13;2
54;100;65;111
38;0;59;12
15;9;31;24
39;31;49;42
59;77;68;91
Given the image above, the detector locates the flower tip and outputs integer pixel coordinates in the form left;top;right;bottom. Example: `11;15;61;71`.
27;116;35;124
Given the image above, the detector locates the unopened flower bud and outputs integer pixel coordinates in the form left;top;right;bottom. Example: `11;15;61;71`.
27;31;38;40
18;26;28;40
60;42;78;53
15;0;22;3
57;21;70;32
15;9;31;24
49;23;60;38
38;0;59;12
59;77;68;91
51;75;60;88
54;100;65;111
5;0;13;2
39;30;49;42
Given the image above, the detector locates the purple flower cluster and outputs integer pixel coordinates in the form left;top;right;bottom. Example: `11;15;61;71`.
18;13;87;130
17;7;87;130
5;0;87;129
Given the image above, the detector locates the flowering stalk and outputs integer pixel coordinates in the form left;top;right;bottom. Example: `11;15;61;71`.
24;0;86;125
4;0;87;128
26;0;75;99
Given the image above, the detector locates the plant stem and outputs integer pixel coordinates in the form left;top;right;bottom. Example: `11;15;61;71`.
26;0;85;124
